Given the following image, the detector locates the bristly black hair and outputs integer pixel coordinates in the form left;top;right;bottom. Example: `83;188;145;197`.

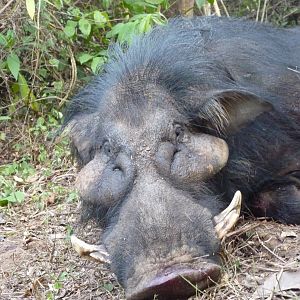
63;16;294;133
63;16;300;227
63;17;244;127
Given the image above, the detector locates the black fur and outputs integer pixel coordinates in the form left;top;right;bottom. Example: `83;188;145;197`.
65;17;300;222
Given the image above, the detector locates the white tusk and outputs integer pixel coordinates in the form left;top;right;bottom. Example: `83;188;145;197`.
71;235;111;264
213;191;242;239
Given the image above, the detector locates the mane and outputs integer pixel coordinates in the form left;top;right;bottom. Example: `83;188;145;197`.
64;18;238;123
63;17;283;129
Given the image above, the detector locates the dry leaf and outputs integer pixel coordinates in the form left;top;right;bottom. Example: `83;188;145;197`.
49;233;66;240
253;269;300;298
46;194;56;205
13;175;24;183
280;230;297;240
0;214;5;225
25;174;39;183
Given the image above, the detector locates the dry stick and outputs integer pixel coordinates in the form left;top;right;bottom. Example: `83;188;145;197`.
22;2;41;144
288;67;300;74
256;0;261;22
256;233;286;263
213;1;221;16
266;268;284;300
266;261;299;272
261;0;268;23
0;96;66;111
49;232;56;263
162;0;178;14
225;222;260;238
22;0;41;139
203;3;211;16
30;0;42;104
59;47;77;106
0;0;15;15
219;0;229;17
71;44;77;89
255;266;279;272
178;0;195;17
0;69;14;104
48;11;77;107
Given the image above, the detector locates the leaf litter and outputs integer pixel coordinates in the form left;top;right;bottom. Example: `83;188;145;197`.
1;175;300;300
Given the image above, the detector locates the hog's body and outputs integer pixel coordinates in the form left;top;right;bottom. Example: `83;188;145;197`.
66;17;300;299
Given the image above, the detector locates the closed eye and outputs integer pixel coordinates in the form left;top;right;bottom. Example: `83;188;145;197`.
89;145;102;161
189;119;221;137
174;124;184;143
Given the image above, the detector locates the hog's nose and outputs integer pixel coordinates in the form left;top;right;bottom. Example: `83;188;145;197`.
128;263;221;300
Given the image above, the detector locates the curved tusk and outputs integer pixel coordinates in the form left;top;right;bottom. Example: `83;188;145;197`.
213;191;242;239
71;235;111;264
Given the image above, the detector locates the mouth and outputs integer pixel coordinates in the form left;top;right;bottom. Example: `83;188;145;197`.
127;263;221;300
70;191;242;299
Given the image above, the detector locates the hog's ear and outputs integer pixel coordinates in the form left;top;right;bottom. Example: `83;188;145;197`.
200;90;273;134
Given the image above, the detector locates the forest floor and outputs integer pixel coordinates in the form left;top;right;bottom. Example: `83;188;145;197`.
1;200;300;299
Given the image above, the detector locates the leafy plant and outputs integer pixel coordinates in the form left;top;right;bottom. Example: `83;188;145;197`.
0;0;171;118
106;12;167;43
0;109;71;208
0;160;34;206
46;271;69;300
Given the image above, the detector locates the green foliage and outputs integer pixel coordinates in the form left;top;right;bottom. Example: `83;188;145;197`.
18;74;40;112
0;116;11;121
106;12;167;43
196;0;215;7
1;0;297;118
103;282;114;292
0;0;169;209
7;53;20;80
0;160;34;206
0;110;75;208
46;271;69;299
0;0;170;117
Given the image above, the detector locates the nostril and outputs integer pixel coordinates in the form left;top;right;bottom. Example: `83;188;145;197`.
113;165;121;172
113;152;133;174
172;147;180;157
128;263;221;300
170;148;180;166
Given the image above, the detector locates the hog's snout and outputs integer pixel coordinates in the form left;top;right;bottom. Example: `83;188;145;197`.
76;151;135;208
155;134;229;183
128;263;221;300
104;175;223;300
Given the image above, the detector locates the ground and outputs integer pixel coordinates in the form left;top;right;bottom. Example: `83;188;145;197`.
1;192;300;299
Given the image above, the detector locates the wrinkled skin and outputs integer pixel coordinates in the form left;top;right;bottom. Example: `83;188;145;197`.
65;17;300;299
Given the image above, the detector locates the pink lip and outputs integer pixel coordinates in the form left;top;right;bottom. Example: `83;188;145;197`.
128;263;221;300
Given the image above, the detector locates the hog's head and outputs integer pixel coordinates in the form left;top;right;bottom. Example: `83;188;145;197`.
66;82;249;299
64;20;271;299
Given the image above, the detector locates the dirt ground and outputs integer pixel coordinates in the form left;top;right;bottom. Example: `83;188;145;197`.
1;191;300;300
